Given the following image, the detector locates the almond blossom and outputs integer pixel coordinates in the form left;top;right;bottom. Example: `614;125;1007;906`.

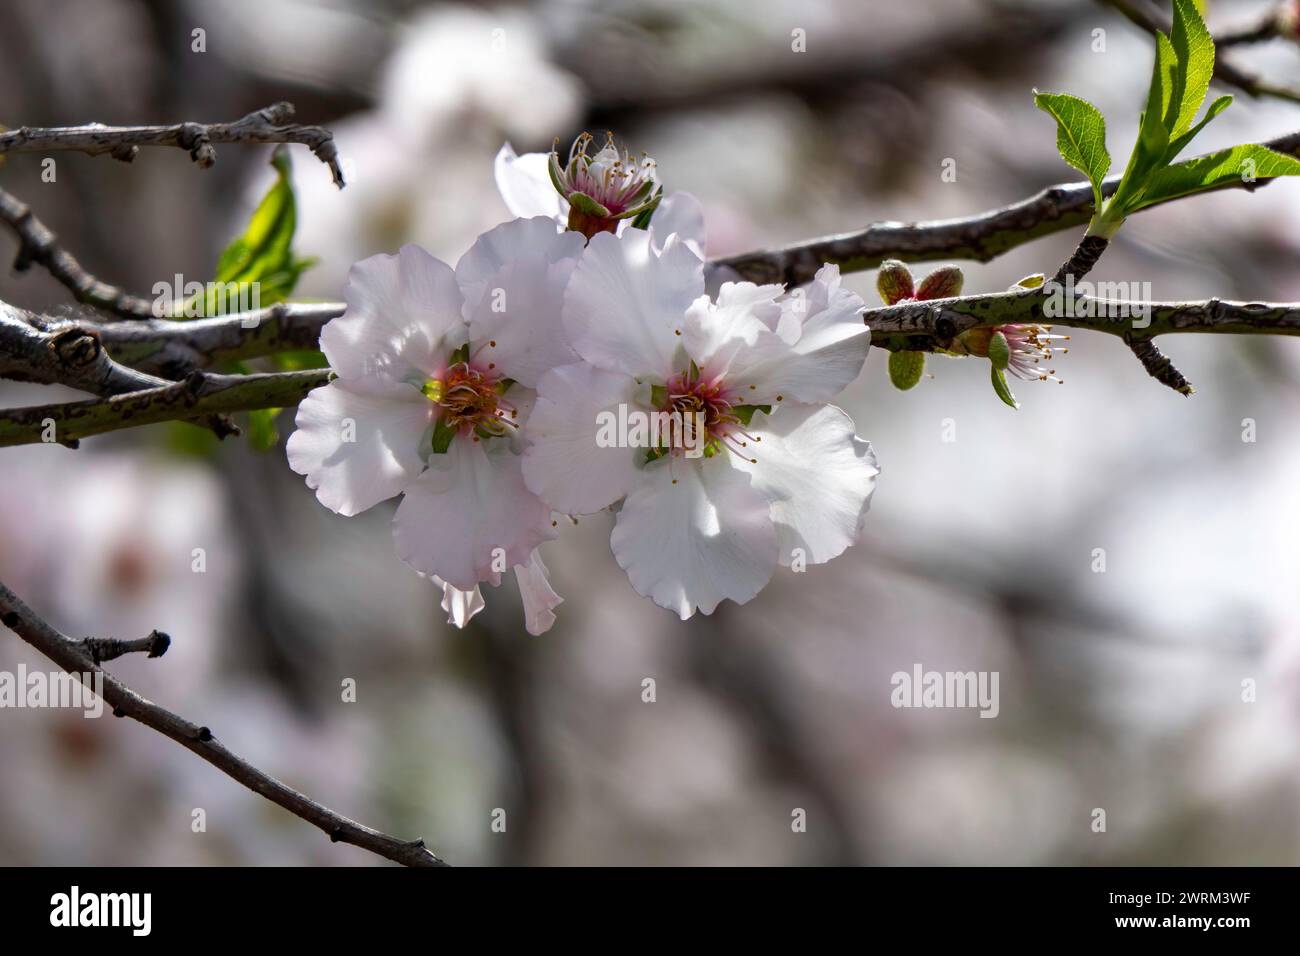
521;228;879;619
286;218;581;634
495;135;706;254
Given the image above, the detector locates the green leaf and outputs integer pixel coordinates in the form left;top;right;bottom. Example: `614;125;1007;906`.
990;365;1019;409
1034;91;1111;213
204;146;315;317
246;408;281;451
1132;144;1300;211
1112;33;1178;218
1164;94;1232;163
1168;0;1215;137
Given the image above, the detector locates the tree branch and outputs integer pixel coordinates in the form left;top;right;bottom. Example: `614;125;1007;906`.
0;186;159;318
0;579;444;867
0;102;345;187
708;129;1300;286
864;290;1300;393
0;304;237;440
864;291;1300;345
0;368;328;447
78;629;171;664
40;302;344;377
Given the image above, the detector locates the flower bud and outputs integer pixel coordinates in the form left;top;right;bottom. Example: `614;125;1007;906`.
550;132;663;239
876;259;915;305
915;264;964;300
888;350;926;390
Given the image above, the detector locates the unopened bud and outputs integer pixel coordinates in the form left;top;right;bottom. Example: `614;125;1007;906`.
888;350;926;390
876;259;915;305
915;264;964;300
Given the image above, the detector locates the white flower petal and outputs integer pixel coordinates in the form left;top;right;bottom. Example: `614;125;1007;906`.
682;281;786;379
738;263;871;403
563;229;703;379
494;143;566;222
466;250;580;389
649;192;706;257
286;379;433;517
522;363;641;514
456;216;580;318
611;459;777;619
434;576;486;629
514;549;562;635
393;436;554;591
733;403;879;565
322;244;465;383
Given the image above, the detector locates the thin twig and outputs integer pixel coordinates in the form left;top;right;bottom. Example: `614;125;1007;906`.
40;302;345;377
0;185;158;318
0;304;237;441
708;130;1300;286
0;367;329;447
863;291;1300;346
78;629;171;663
0;579;444;867
864;290;1298;394
0;102;345;187
0;104;342;322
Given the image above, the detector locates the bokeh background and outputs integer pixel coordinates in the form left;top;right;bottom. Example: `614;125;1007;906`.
3;0;1300;865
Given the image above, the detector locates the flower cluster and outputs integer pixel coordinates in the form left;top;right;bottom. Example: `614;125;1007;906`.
289;136;878;632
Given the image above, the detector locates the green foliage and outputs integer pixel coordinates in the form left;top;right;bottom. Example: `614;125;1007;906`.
1035;0;1300;239
207;146;318;317
170;146;321;453
1033;93;1110;213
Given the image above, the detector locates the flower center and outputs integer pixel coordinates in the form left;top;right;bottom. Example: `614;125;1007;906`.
422;355;517;450
648;366;764;463
551;132;662;239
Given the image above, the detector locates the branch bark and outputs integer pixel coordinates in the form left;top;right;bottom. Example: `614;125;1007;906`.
864;291;1300;352
0;102;345;187
0;368;328;447
708;129;1300;286
0;304;237;440
0;580;444;867
0;186;158;318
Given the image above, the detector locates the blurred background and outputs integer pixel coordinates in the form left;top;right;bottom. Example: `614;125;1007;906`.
3;0;1300;865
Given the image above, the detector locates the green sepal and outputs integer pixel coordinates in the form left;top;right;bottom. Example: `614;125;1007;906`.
731;404;771;425
990;365;1020;409
628;187;664;230
887;351;925;391
650;384;669;407
430;416;458;454
988;331;1011;371
567;192;611;218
